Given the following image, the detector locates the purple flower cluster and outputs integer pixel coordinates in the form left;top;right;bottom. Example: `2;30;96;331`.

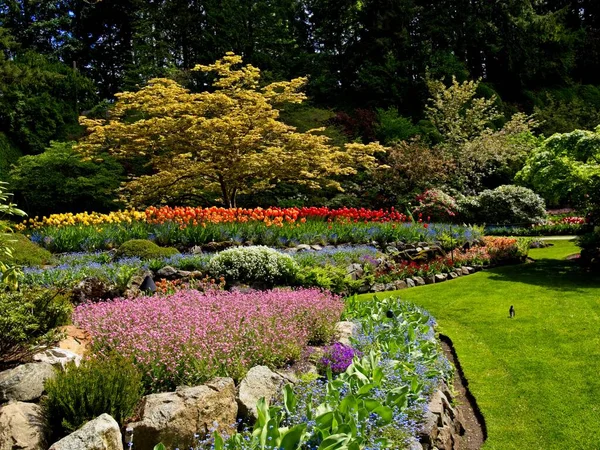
319;342;361;374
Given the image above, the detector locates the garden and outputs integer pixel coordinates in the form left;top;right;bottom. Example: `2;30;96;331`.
1;18;600;450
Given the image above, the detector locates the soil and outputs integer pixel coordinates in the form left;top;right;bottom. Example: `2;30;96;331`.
439;335;486;450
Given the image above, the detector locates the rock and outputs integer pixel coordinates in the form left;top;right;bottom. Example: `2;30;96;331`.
406;278;416;288
128;378;237;450
0;363;55;403
310;245;323;251
394;280;408;290
434;273;448;283
370;282;386;292
296;244;312;252
49;414;122;450
190;245;203;254
413;276;426;286
419;385;464;450
57;325;91;357
463;266;475;274
384;282;396;292
72;277;117;304
461;267;470;276
448;272;458;280
385;245;399;255
346;263;364;280
33;348;81;369
275;369;299;384
156;265;179;279
424;276;436;285
406;437;423;450
0;402;45;450
126;269;154;297
238;367;286;421
334;321;360;346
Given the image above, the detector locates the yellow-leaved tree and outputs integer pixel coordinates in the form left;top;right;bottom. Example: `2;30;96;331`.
77;53;386;207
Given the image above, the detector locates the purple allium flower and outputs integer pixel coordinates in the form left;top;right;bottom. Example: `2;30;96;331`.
318;343;361;374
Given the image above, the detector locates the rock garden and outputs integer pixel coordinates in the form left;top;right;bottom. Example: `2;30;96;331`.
0;205;533;450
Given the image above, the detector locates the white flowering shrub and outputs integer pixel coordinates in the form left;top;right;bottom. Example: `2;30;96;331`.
207;246;299;286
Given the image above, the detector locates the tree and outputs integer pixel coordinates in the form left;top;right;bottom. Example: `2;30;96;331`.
9;141;124;216
425;76;537;192
77;53;385;207
516;127;600;207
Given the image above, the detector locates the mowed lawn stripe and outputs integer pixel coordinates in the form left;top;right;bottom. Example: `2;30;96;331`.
356;240;600;449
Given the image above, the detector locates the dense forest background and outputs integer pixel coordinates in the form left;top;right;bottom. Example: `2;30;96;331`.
2;0;600;213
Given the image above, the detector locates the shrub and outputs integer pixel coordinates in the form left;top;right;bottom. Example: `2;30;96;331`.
43;354;143;440
412;189;458;222
73;289;344;392
0;288;72;362
296;264;362;294
9;141;123;217
115;239;179;260
208;245;299;287
483;237;530;264
0;233;52;267
473;185;547;225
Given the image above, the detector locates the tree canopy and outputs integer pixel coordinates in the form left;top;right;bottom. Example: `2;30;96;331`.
77;53;385;207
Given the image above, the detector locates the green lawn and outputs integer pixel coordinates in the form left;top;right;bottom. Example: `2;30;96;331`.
357;240;600;449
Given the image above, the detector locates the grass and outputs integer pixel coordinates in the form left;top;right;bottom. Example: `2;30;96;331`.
356;240;600;449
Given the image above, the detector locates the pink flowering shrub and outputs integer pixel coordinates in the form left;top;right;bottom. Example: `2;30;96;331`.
73;288;343;392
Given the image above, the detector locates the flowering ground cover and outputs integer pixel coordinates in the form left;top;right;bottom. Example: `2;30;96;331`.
367;240;600;449
73;288;343;392
16;206;482;253
202;296;451;449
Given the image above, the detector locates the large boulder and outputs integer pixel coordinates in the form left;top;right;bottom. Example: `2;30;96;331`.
237;366;285;421
0;363;55;403
0;402;45;450
33;348;81;369
419;384;465;450
72;278;118;304
48;414;122;450
56;325;91;357
334;321;360;346
128;378;237;450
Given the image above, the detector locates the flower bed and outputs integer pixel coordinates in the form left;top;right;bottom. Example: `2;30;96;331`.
73;289;344;392
207;296;451;449
16;207;482;253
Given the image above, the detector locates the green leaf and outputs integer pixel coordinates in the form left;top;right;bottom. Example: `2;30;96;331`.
153;444;167;450
278;424;306;449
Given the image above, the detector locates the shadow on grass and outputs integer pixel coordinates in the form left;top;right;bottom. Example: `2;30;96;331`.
486;257;600;292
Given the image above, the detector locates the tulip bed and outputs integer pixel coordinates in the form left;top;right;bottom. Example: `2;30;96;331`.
17;206;481;253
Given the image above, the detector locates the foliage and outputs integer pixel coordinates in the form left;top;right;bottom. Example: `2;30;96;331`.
374;108;420;145
461;185;547;226
412;189;458;222
43;354;143;440
212;296;451;449
0;233;52;267
9;141;123;217
0;132;22;180
0;288;72;362
74;289;343;392
426;77;538;191
372;140;455;207
0;30;96;155
77;53;385;208
0;181;26;289
208;246;299;287
295;264;362;295
516;127;600;207
115;239;179;260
